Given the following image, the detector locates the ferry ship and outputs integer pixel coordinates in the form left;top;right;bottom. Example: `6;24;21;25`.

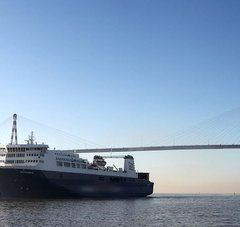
0;114;153;198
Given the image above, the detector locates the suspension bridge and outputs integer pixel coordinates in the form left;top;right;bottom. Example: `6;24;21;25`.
68;144;240;153
1;107;240;154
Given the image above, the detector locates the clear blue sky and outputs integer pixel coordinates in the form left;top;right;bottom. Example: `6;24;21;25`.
1;0;240;193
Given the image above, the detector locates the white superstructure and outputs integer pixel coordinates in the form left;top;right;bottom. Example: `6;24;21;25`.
0;128;138;178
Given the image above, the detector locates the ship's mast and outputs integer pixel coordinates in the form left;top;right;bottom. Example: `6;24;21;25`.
29;131;34;144
10;113;18;145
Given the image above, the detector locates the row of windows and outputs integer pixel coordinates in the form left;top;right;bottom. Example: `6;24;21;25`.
4;159;44;164
2;153;45;157
26;160;39;163
7;154;15;157
7;148;26;152
55;153;76;158
7;147;47;152
26;153;44;157
6;153;25;158
2;153;44;157
15;160;25;163
56;157;78;162
56;157;74;161
26;153;39;157
17;153;25;157
56;161;87;169
56;157;87;163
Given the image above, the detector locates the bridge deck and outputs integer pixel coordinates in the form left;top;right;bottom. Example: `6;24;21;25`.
64;144;240;153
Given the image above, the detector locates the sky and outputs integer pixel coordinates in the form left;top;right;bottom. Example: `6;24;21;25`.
1;0;240;193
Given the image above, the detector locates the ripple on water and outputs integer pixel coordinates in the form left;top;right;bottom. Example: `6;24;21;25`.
0;195;240;226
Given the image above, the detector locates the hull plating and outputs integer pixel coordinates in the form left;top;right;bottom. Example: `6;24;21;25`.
0;168;153;198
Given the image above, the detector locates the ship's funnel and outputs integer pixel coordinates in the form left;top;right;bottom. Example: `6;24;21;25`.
124;155;135;174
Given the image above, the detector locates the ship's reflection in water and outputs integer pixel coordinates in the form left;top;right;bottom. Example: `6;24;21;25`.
0;195;240;226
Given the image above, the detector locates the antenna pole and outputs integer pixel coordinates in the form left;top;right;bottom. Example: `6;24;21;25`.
10;113;18;145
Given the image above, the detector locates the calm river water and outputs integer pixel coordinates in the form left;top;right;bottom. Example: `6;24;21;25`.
0;194;239;226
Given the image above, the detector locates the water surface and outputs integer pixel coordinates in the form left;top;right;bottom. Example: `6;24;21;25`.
0;194;239;226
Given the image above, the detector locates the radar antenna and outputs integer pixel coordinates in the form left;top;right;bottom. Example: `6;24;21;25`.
25;131;35;144
29;131;35;144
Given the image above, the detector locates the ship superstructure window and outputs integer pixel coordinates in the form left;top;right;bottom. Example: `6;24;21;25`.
26;153;40;156
64;162;70;167
7;148;25;152
16;153;25;157
0;154;6;157
5;160;14;164
25;147;46;152
26;160;39;163
7;153;15;157
57;161;63;167
15;160;24;163
72;163;76;168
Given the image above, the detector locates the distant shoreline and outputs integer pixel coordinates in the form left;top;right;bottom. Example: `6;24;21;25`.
151;193;240;197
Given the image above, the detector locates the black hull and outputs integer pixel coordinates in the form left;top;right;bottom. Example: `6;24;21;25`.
0;168;153;199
